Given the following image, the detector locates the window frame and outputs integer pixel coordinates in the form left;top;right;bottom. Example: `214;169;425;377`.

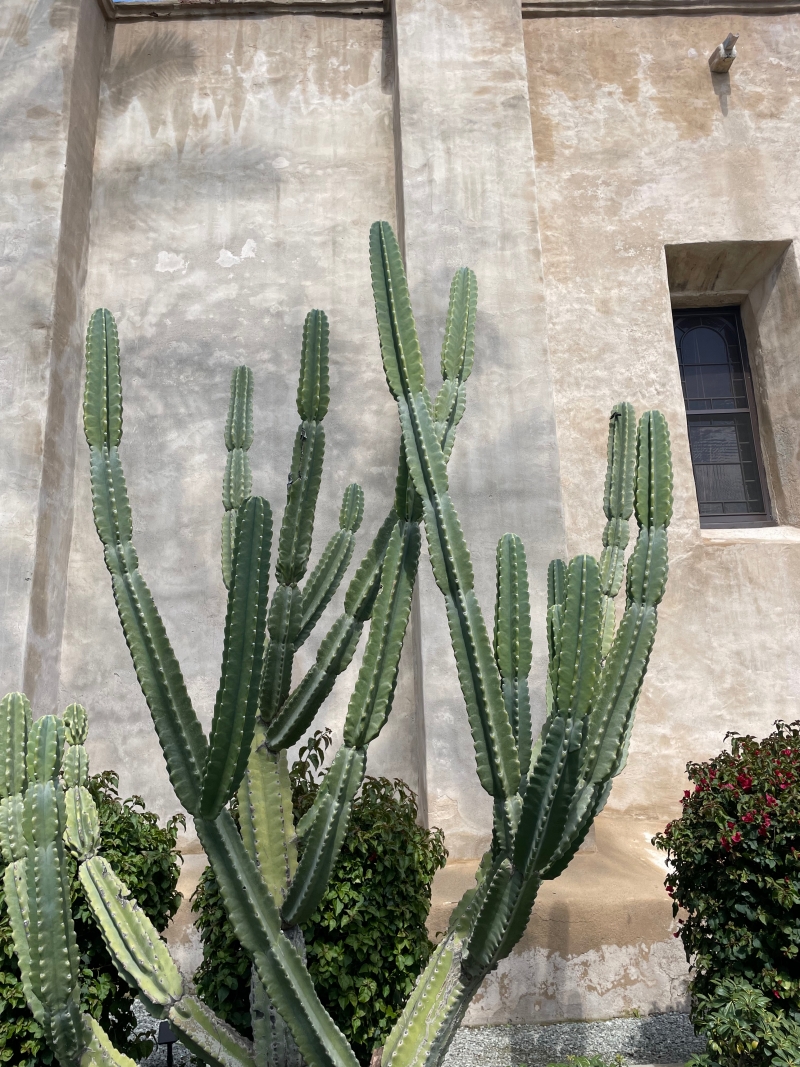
673;304;774;530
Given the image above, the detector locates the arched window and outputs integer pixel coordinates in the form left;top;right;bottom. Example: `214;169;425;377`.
673;307;771;526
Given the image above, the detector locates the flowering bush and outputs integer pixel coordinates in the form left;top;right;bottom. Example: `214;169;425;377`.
653;721;800;1061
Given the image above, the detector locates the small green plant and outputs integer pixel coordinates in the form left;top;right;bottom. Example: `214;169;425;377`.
0;762;182;1067
687;976;800;1067
193;730;447;1066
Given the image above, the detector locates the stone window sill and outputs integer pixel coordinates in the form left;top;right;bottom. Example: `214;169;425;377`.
701;525;800;546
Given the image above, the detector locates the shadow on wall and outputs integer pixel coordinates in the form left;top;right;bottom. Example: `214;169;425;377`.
104;29;199;115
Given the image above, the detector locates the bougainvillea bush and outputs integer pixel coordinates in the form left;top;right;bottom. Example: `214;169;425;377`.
653;722;800;1064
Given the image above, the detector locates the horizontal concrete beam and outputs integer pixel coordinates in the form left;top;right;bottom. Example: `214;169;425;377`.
523;0;800;15
101;0;385;18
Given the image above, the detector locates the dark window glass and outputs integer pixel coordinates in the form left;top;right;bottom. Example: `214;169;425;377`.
673;307;771;525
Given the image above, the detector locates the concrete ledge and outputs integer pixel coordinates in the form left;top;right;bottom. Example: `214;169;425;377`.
523;0;800;16
102;0;385;19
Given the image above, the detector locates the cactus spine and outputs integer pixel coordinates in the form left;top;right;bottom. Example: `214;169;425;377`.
6;224;671;1067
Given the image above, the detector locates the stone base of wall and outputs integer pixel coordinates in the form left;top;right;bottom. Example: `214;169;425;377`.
164;810;691;1025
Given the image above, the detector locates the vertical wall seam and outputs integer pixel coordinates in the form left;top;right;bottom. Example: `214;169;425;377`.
23;0;109;713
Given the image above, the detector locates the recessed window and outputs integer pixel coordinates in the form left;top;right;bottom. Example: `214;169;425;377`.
673;306;772;527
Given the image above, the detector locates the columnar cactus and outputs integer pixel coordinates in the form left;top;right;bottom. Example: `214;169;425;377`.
5;223;672;1067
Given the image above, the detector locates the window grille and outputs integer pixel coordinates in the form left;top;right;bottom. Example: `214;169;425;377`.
673;306;772;527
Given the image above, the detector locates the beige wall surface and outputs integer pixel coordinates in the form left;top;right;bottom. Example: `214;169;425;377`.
59;14;404;826
525;13;800;822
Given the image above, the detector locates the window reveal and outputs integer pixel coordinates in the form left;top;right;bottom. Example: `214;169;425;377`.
673;307;771;526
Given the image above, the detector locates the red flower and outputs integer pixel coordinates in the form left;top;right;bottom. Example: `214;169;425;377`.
737;774;753;790
732;833;742;844
763;816;771;828
742;813;754;823
767;794;778;807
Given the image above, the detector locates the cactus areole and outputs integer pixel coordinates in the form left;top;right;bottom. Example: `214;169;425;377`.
3;223;672;1067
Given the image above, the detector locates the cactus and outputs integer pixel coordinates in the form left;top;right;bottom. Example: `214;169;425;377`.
6;223;671;1067
368;219;672;1066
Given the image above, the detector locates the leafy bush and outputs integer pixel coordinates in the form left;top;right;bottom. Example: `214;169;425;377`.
0;770;183;1065
687;977;800;1067
193;731;447;1066
653;722;800;1065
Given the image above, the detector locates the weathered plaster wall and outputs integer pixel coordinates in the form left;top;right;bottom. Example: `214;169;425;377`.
393;0;566;859
481;11;800;1022
59;13;404;828
525;12;800;819
0;0;105;710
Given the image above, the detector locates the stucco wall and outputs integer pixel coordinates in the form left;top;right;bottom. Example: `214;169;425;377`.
5;1;800;1029
59;13;404;827
525;13;800;820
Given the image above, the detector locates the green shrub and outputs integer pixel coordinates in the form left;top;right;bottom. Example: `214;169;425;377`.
0;770;183;1065
653;722;800;1065
687;976;800;1067
192;731;447;1066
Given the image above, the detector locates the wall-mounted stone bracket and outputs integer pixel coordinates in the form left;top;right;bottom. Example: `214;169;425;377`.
709;32;739;72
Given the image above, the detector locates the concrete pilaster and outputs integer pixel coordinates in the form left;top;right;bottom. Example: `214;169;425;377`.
391;0;567;856
0;0;106;710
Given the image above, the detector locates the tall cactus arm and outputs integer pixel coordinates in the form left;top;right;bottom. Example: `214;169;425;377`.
24;780;85;1065
278;514;421;926
83;1017;139;1067
493;535;533;785
84;309;208;815
261;310;331;728
434;267;477;463
370;220;519;801
342;519;421;748
4;861;43;1024
296;483;364;648
598;403;636;658
200;497;273;819
381;930;480;1067
276;309;330;587
543;411;673;883
222;366;255;590
0;795;25;863
264;509;397;751
553;556;602;721
0;692;31;798
281;746;366;926
79;855;185;1011
196;811;360;1067
238;726;298;907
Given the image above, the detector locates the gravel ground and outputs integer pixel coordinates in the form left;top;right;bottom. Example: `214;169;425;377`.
441;1014;705;1066
133;1003;704;1066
